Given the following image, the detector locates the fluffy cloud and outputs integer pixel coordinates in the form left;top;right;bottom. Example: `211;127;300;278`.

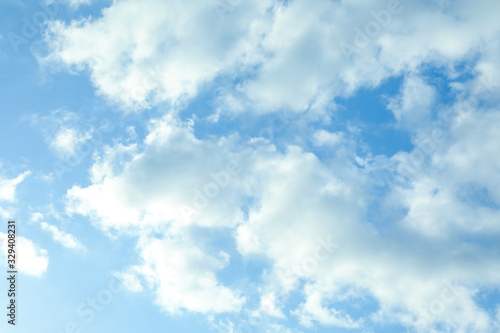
66;114;253;233
122;235;245;314
383;72;500;238
43;0;274;109
64;108;500;331
66;113;364;316
40;0;500;331
66;114;255;313
0;233;49;276
43;0;500;117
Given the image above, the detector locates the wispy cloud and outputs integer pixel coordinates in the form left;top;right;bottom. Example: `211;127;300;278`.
40;222;87;252
49;127;92;157
0;171;30;202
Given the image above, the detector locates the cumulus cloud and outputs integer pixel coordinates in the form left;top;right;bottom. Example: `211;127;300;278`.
66;114;253;233
389;97;500;237
43;0;274;109
122;235;245;314
64;108;500;331
0;233;49;276
43;0;500;118
66;114;254;313
39;0;500;331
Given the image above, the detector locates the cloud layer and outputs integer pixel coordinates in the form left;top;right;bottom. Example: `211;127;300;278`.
38;0;500;331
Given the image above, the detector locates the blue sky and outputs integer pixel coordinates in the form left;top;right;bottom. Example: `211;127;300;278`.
1;0;500;332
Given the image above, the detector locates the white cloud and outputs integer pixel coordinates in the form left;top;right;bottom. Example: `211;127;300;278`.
0;233;49;276
31;212;44;222
40;222;87;251
63;110;500;330
0;207;12;220
255;292;286;319
293;288;362;328
43;0;500;117
66;114;252;314
66;114;251;233
311;130;344;147
26;109;97;160
45;0;92;9
113;268;143;293
43;0;274;109
382;74;500;238
40;0;500;331
65;0;92;7
122;235;245;314
387;75;436;130
49;126;92;157
0;171;30;202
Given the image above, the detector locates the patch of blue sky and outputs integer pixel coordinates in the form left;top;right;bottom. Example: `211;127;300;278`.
333;75;412;157
475;288;500;318
456;184;500;210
